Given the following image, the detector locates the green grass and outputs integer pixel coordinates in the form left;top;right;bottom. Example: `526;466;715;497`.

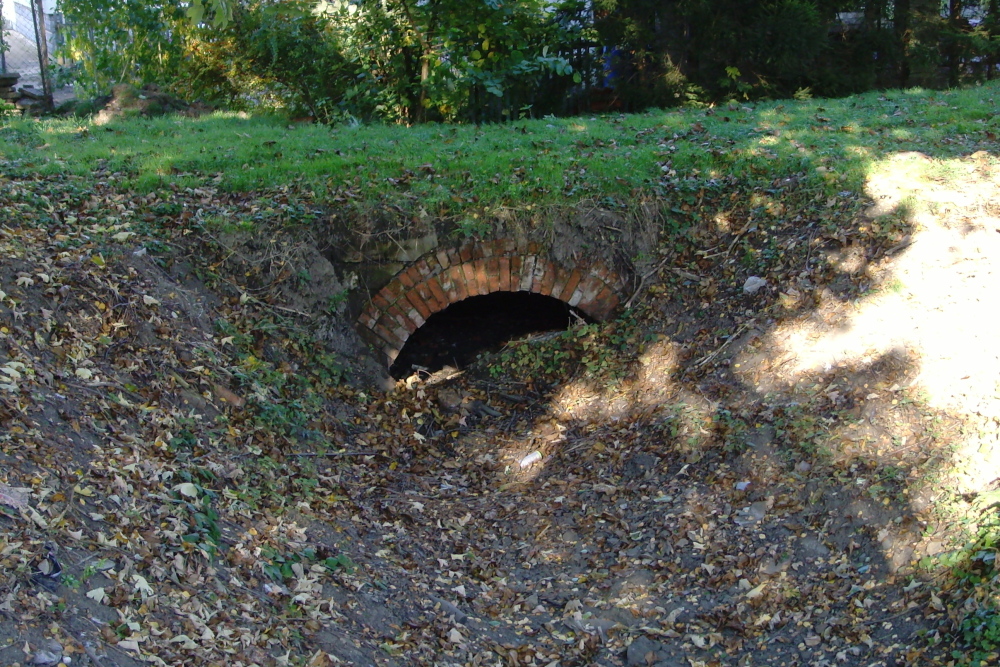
2;84;997;223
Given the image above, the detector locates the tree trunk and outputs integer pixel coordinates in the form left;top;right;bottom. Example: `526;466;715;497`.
989;0;1000;80
397;0;433;122
894;0;911;87
947;0;962;87
32;0;52;105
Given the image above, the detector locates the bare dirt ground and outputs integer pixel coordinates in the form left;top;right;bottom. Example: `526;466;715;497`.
0;146;998;666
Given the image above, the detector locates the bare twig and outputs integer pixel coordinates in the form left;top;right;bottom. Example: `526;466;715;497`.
624;257;671;310
726;221;758;257
689;322;752;370
289;451;375;457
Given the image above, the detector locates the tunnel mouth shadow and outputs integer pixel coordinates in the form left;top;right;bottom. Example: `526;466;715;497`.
389;291;591;379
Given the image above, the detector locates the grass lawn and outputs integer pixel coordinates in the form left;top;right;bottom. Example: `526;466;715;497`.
2;84;997;226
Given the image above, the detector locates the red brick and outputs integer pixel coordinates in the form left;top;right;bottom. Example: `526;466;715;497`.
474;260;491;295
499;257;511;291
539;263;557;296
406;290;433;320
497;239;518;255
374;319;404;349
397;299;427;329
406;265;424;286
567;282;589;307
459;244;474;263
527;242;541;254
595;265;621;288
414;281;434;305
387;304;418;334
415;259;433;278
530;259;549;293
447;266;468;301
572;277;605;309
439;270;460;303
549;266;570;299
425;277;449;311
510;256;523;290
597;290;621;318
589;265;615;287
359;310;378;330
397;270;416;289
379;282;405;306
487;258;501;292
446;248;462;267
518;256;536;291
561;270;583;303
372;291;392;311
462;262;479;296
436;250;451;270
479;243;494;259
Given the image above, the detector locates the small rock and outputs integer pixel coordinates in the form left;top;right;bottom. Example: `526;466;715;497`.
745;425;776;448
431;596;467;623
31;638;63;665
437;388;463;411
561;529;580;543
798;535;831;558
747;501;769;522
743;276;767;294
622;453;659;481
625;636;666;666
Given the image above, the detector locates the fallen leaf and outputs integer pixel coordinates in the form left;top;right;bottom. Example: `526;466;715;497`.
87;587;109;604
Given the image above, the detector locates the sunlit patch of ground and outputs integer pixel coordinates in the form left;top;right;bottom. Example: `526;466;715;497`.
745;150;1000;494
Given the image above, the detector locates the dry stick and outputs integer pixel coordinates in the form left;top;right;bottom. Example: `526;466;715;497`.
79;639;109;667
289;451;375;457
624;257;671;310
269;303;313;318
689;322;752;370
859;606;920;626
802;225;819;271
725;221;757;257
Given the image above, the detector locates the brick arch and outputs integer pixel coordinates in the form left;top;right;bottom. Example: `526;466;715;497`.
357;239;624;363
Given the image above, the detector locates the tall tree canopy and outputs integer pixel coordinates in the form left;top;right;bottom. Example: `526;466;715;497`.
56;0;1000;121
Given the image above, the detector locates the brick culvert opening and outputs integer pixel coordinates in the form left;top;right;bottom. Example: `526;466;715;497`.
388;291;591;378
356;239;626;375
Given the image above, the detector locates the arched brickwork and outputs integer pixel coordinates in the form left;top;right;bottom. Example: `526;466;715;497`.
357;239;625;363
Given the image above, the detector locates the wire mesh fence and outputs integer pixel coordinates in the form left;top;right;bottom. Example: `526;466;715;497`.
1;0;65;110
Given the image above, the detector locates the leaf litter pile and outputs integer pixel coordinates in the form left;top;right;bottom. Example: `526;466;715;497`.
2;133;1000;667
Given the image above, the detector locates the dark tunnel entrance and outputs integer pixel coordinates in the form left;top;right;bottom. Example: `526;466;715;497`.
389;291;591;378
